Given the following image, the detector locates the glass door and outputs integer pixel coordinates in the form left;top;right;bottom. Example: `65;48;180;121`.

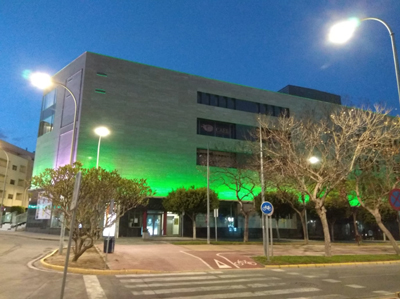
147;214;162;236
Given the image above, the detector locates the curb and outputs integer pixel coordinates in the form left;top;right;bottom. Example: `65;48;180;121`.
40;249;164;275
264;260;400;268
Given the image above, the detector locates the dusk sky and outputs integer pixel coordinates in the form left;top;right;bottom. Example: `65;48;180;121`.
1;1;400;152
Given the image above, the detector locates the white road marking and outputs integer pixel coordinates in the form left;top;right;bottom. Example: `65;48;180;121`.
247;282;286;288
164;287;320;299
271;269;285;272
218;274;264;278
116;271;211;278
216;253;240;268
287;295;347;299
287;272;301;275
120;276;217;283
132;284;246;295
346;284;365;289
322;279;341;283
124;277;278;288
83;275;107;299
373;290;394;295
180;251;214;269
304;275;317;278
214;259;232;269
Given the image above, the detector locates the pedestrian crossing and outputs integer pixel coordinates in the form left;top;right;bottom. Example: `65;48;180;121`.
115;271;348;299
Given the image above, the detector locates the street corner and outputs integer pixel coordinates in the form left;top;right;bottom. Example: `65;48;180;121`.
183;251;263;270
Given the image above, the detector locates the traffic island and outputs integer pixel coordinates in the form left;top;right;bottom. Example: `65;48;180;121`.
253;254;400;268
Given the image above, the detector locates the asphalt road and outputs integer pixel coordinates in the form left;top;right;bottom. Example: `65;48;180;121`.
0;233;399;299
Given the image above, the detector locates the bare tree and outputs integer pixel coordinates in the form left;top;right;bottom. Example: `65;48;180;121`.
258;106;400;256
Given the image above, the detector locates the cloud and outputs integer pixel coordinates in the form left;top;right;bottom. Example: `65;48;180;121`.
320;63;331;70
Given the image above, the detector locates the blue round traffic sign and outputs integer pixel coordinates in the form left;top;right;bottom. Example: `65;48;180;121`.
261;201;274;216
389;189;400;211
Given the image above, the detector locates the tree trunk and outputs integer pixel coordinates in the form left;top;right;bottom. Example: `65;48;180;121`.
243;213;249;242
192;214;196;240
352;209;361;246
275;218;280;241
315;204;332;256
369;208;400;255
299;211;308;244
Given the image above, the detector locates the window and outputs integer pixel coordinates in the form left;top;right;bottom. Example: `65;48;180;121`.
96;72;108;77
197;119;235;139
95;89;106;94
12;165;17;171
16;193;23;201
197;149;236;168
197;91;289;118
8;194;13;199
38;89;56;137
18;180;24;187
0;159;6;168
0;174;4;183
20;165;26;173
10;179;15;185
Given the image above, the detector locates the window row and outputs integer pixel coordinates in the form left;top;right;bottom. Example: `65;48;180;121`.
197;119;256;141
196;149;253;168
197;91;290;117
0;160;28;173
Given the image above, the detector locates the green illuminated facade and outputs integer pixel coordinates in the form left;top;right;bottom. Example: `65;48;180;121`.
29;52;342;237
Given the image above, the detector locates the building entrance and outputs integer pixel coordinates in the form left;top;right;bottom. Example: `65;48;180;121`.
147;213;162;236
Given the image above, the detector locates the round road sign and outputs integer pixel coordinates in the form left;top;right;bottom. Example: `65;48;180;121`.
261;201;274;216
389;189;400;211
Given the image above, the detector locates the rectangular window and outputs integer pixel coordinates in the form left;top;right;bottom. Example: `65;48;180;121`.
236;99;259;113
18;179;24;187
0;159;7;168
42;89;57;110
218;96;227;108
38;90;56;137
16;193;23;201
12;165;17;171
196;149;236;168
197;119;235;139
0;174;4;183
10;179;15;185
209;94;218;106
8;194;13;199
201;92;209;105
38;114;54;136
20;165;26;173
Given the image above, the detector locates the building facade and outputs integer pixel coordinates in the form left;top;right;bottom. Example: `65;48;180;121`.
0;140;34;212
27;52;341;238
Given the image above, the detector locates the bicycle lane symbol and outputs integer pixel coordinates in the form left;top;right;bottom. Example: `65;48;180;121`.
216;253;261;269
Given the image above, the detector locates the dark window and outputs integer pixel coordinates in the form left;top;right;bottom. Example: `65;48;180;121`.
197;119;235;139
38;90;57;137
8;194;13;199
12;165;17;171
236;125;256;141
274;106;282;117
227;97;235;109
236;99;259;113
95;89;106;94
96;72;108;77
218;96;227;108
210;94;218;106
10;179;15;185
197;149;236;168
265;105;274;116
201;93;209;105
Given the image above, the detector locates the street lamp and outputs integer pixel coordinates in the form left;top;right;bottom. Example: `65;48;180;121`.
0;148;9;228
329;17;400;106
308;156;320;164
30;72;78;254
94;126;110;168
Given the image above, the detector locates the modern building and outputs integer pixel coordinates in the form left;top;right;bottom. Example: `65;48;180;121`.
0;140;34;214
27;52;341;238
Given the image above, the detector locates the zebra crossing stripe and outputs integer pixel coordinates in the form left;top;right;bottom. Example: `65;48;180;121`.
116;271;220;278
156;287;320;299
124;277;279;288
132;284;247;296
83;275;107;299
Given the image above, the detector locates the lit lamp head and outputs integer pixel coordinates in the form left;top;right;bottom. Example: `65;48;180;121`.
29;72;53;90
308;156;320;164
329;18;361;44
94;126;110;137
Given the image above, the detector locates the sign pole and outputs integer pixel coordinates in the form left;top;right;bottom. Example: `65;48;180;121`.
60;171;81;299
265;215;269;261
105;199;114;264
261;201;274;261
269;216;273;257
214;208;218;242
206;144;210;245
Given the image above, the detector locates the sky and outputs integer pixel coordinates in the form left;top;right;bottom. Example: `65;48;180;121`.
1;0;400;152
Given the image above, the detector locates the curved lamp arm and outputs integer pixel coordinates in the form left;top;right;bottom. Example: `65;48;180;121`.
362;18;400;107
54;83;78;165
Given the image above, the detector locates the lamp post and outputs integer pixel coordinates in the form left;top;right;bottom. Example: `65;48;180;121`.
94;126;110;168
30;72;78;254
329;17;400;106
0;148;9;228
